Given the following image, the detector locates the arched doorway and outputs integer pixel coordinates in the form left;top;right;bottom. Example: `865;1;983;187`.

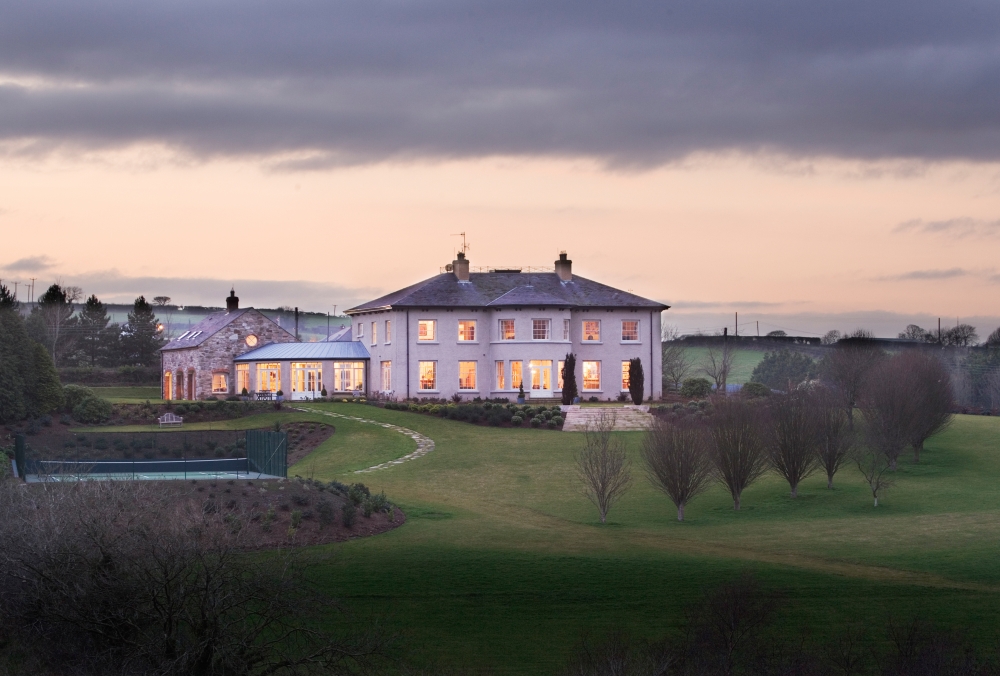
163;371;172;401
187;369;195;400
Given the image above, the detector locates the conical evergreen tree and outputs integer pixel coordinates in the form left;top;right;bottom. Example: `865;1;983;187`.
0;287;28;422
29;283;78;366
28;340;65;415
561;353;579;405
77;294;115;366
120;296;164;366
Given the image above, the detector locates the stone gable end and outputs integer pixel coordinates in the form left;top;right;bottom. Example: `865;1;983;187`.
161;310;295;399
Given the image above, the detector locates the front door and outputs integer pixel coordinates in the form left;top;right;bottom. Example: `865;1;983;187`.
529;360;552;398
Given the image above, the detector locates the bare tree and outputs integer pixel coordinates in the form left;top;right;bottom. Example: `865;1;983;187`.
821;330;841;345
0;480;389;675
709;397;768;510
942;323;978;347
662;326;693;392
577;410;632;523
641;418;714;521
766;391;818;498
854;444;893;506
820;330;886;428
564;628;675;676
898;351;954;463
858;355;920;471
988;326;1000;347
703;340;738;394
814;389;854;489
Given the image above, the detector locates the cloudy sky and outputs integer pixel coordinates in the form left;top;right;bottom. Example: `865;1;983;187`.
1;0;999;336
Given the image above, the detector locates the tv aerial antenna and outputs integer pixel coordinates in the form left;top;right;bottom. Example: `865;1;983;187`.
452;232;471;255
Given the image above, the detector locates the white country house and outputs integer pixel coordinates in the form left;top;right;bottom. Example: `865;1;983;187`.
345;252;669;401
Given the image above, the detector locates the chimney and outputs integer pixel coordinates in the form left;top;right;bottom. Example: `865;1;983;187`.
554;252;572;281
452;251;470;282
226;288;239;312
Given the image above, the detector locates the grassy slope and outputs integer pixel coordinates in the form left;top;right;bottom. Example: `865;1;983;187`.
285;404;1000;673
677;346;767;384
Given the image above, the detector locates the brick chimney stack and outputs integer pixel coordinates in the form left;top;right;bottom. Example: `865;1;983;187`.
226;288;239;311
554;252;572;281
452;251;470;282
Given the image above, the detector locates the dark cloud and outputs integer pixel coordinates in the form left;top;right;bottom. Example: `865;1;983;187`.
877;268;970;281
1;255;55;272
1;1;1000;165
23;270;378;314
894;217;1000;238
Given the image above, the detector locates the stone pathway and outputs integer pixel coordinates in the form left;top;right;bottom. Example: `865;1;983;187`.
292;407;435;473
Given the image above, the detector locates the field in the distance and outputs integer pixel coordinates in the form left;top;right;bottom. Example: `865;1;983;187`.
673;345;767;384
275;403;1000;674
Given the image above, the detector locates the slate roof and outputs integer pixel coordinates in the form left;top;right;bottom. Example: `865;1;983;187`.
161;309;252;351
234;341;370;361
346;273;668;313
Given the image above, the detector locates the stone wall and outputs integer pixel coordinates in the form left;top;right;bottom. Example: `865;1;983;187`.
160;310;295;400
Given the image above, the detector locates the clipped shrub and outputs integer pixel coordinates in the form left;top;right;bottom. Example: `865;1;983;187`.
430;405;442;415
546;419;558;429
72;396;113;424
552;415;564;426
511;415;524;427
530;416;542;428
680;378;713;398
63;384;97;413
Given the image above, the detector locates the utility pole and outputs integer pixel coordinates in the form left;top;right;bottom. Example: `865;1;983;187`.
29;278;35;305
735;312;738;337
294;307;299;341
13;281;18;301
938;317;941;343
327;311;330;340
756;321;759;337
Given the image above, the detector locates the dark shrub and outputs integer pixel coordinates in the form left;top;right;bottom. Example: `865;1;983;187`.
72;397;113;424
292;494;309;506
63;384;97;413
680;378;713;398
341;501;357;528
742;382;771;398
316;500;336;528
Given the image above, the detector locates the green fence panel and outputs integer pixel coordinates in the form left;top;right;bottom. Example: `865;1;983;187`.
246;430;287;478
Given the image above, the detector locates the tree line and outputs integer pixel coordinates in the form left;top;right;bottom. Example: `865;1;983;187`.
579;342;955;521
17;283;165;368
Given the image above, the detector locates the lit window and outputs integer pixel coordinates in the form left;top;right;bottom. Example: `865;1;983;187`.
458;320;476;342
163;371;172;400
583;361;601;390
291;362;323;396
622;361;631;390
583;320;601;341
418;320;436;341
257;363;281;393
511;361;523;389
212;373;229;394
381;361;392;391
563;319;570;341
495;361;505;390
236;364;249;394
459;361;477;390
532;319;551;340
385;320;391;343
621;320;639;342
558;360;565;390
333;362;365;392
371;322;377;346
499;319;515;340
419;361;437;390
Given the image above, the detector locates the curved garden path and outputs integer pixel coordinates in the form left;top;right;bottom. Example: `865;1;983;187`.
292;407;435;473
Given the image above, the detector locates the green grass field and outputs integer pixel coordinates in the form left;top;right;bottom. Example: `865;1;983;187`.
676;346;767;384
91;386;164;403
272;403;1000;673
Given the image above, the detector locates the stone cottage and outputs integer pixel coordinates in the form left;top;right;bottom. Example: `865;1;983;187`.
159;291;296;400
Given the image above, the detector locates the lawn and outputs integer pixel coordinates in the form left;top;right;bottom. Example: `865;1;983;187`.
281;404;1000;673
91;386;164;403
85;403;1000;672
